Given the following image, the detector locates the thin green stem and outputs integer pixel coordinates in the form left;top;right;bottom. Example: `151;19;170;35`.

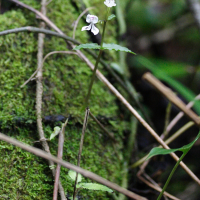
85;8;110;107
85;49;103;107
157;152;187;200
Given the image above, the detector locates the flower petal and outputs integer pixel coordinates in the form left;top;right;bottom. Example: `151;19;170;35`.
81;24;92;31
91;15;98;24
86;14;92;23
104;0;116;7
91;24;99;35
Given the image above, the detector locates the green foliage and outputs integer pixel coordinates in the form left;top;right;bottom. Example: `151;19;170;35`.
68;170;113;197
108;14;116;21
50;126;61;140
147;131;200;159
0;129;53;199
77;183;113;193
68;170;82;183
74;43;136;54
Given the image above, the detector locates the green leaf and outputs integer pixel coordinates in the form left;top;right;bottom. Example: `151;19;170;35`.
110;63;124;75
50;126;61;140
68;170;82;183
77;183;113;193
102;43;136;54
73;43;100;50
108;14;116;21
147;131;200;159
73;43;136;54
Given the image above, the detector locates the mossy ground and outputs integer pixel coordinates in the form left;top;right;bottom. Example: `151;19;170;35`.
0;1;130;199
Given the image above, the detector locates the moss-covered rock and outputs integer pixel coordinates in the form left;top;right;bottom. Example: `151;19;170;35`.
0;1;129;199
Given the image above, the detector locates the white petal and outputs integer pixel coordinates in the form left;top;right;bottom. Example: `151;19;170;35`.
86;14;92;23
91;15;98;24
104;0;116;7
91;24;99;35
81;24;92;31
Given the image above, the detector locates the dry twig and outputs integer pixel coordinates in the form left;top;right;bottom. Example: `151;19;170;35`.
53;118;69;200
36;1;66;199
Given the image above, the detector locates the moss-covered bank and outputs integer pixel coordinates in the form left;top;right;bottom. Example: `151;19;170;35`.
0;0;129;199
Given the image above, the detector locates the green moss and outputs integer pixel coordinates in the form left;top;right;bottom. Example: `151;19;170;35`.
0;1;129;199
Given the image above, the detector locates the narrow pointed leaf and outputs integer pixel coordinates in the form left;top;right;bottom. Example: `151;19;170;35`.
77;183;113;193
147;131;200;159
73;43;136;54
108;14;116;21
73;43;100;50
102;43;136;54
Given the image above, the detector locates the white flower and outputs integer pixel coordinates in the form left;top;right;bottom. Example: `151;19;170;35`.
104;0;116;7
81;14;99;35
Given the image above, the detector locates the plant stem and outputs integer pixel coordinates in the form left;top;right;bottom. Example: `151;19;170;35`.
85;49;103;107
157;152;187;200
85;8;110;107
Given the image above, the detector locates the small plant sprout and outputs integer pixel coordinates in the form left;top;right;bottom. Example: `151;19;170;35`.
81;14;99;35
68;170;113;199
104;0;116;7
50;126;61;140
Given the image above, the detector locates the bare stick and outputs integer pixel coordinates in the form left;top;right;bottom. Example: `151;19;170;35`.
53;118;69;200
137;175;180;200
166;94;200;133
73;108;90;200
8;0;200;185
73;7;94;39
89;110;116;141
36;1;66;199
143;72;200;126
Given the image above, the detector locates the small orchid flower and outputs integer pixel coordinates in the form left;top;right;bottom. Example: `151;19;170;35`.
104;0;116;7
81;14;99;35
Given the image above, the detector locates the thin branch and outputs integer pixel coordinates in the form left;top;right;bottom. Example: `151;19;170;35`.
73;7;94;39
73;108;90;200
9;0;65;35
0;26;80;45
0;132;148;200
89;110;116;141
36;1;66;199
137;175;180;200
53;118;69;200
166;94;200;133
143;72;200;126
